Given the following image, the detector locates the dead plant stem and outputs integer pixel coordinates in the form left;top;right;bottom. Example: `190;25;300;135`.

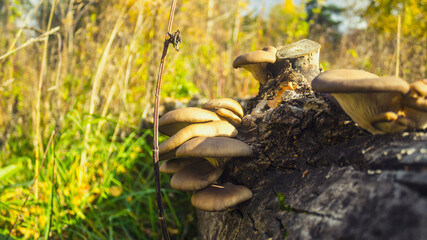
152;0;179;239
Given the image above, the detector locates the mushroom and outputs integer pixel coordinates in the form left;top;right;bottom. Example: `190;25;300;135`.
402;79;427;129
170;160;224;191
275;39;321;81
191;182;253;211
159;107;221;136
159;120;237;158
202;98;244;118
233;46;277;84
175;136;253;167
159;158;205;174
311;69;412;134
215;108;242;126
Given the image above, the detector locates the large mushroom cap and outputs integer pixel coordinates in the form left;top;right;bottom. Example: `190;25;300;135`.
159;120;237;156
202;98;244;118
191;182;253;211
311;69;413;134
159;158;205;174
170;160;224;191
176;136;253;159
159;107;221;136
312;69;410;94
233;48;277;84
276;39;320;59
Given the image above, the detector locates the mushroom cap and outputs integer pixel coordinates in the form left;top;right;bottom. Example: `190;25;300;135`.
233;48;277;84
159;107;221;136
403;79;427;111
216;108;242;126
311;69;410;94
159;120;238;156
191;182;253;211
159;158;205;174
170;160;224;191
176;136;253;159
276;39;321;60
233;49;276;68
202;98;244;118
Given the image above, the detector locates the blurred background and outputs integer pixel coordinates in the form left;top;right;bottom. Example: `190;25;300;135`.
0;0;426;239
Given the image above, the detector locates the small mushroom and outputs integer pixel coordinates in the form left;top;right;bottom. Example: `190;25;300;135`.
233;46;277;84
170;160;224;191
159;120;237;157
202;98;244;118
159;107;221;136
402;79;427;129
191;182;253;211
159;158;205;174
216;108;242;126
311;69;412;134
176;136;253;167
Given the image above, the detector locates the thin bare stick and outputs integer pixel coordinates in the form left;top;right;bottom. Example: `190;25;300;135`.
152;0;180;239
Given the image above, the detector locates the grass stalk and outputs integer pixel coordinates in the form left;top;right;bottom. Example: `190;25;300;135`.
79;11;124;186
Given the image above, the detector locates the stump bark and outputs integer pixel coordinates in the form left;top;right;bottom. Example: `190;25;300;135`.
196;58;427;240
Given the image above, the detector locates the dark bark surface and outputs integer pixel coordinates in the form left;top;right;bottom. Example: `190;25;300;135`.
197;63;427;240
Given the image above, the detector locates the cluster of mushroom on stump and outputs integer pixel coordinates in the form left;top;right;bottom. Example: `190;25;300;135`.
234;38;427;135
158;39;427;212
158;98;253;211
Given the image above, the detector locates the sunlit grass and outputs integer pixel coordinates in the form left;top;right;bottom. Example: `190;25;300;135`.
0;111;197;239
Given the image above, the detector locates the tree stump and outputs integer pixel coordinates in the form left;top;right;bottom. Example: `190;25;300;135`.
196;49;427;239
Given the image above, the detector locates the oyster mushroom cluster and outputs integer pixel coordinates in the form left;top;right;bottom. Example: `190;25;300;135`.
158;98;253;211
233;39;321;84
311;69;427;134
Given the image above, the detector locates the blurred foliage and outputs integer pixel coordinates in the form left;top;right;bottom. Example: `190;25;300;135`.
0;0;426;238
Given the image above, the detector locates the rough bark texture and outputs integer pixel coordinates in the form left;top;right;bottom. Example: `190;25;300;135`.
197;61;427;240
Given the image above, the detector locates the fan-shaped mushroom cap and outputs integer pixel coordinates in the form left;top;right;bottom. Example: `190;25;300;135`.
176;136;252;159
202;98;244;118
311;69;412;134
233;48;277;84
176;136;253;167
159;158;205;174
191;182;253;211
311;69;410;94
170;160;224;191
216;108;242;126
159;120;237;156
159;107;221;136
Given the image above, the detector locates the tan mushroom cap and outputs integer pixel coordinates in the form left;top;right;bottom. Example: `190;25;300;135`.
159;158;205;174
216;108;242;126
159;120;237;156
276;39;321;59
311;69;410;94
191;182;253;211
311;69;413;134
170;160;224;191
233;48;277;84
403;79;427;111
176;136;253;159
159;107;221;136
202;98;244;118
402;79;427;129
